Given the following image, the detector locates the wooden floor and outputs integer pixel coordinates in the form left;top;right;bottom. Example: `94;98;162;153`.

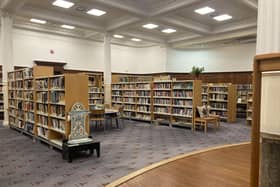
116;144;251;187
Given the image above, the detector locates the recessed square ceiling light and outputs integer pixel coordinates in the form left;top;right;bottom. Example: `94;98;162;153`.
114;34;124;38
213;14;232;21
131;38;141;42
30;18;46;24
161;28;176;34
87;8;106;16
52;0;74;9
61;24;75;29
142;23;158;29
194;6;215;15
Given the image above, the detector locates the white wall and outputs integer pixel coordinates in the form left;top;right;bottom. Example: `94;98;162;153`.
111;45;166;73
12;29;166;73
13;29;104;71
166;43;256;72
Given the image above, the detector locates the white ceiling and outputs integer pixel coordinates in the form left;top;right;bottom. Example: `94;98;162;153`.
0;0;258;48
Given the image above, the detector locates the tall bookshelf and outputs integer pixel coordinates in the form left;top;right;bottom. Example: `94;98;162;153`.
8;66;53;134
236;84;252;118
201;83;208;106
153;80;172;124
88;73;104;108
246;92;253;125
0;66;3;120
171;80;202;127
208;83;237;123
135;82;152;121
8;67;89;149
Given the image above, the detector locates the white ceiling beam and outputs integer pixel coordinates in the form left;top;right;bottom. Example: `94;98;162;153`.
84;32;101;39
159;15;211;35
18;6;105;32
14;22;91;39
90;0;147;17
167;34;201;43
119;30;165;44
214;18;257;34
172;27;257;48
238;0;258;10
106;16;141;31
150;0;201;16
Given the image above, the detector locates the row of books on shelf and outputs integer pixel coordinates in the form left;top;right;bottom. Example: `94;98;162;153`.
209;103;227;109
89;87;103;93
50;77;64;89
173;82;193;89
36;79;48;90
50;92;65;104
209;93;228;100
50;105;65;118
173;91;193;97
209;87;228;93
153;83;171;89
154;98;171;105
154;91;170;97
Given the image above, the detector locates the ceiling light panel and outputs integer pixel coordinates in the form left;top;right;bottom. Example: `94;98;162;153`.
114;35;124;38
161;28;176;34
213;14;232;21
52;0;74;9
131;38;141;42
142;23;158;29
61;24;75;29
194;6;215;15
30;18;46;24
87;8;106;16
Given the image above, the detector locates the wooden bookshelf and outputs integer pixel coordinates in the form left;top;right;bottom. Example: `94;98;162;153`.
246;92;253;125
171;80;202;127
0;66;3;120
8;67;89;149
201;83;208;106
207;83;237;123
135;82;152;121
153;80;172;124
88;73;104;108
236;84;252;118
111;78;202;127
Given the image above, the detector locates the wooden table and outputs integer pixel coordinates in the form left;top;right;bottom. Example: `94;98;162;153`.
105;109;121;129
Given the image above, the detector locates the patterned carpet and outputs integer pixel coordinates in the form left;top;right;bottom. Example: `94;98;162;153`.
0;120;251;187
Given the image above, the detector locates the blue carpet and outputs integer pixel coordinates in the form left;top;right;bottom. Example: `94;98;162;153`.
0;120;251;187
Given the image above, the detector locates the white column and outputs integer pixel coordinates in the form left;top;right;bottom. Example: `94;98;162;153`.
103;33;112;106
256;0;280;54
0;11;14;126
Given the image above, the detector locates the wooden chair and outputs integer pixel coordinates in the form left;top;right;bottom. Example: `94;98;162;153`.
112;104;125;128
90;109;106;132
62;102;100;162
194;106;219;133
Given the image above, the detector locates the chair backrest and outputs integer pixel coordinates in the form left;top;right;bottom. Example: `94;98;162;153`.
197;105;209;118
112;104;124;116
68;103;89;141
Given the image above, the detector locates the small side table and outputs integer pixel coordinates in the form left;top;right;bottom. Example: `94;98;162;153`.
62;140;100;163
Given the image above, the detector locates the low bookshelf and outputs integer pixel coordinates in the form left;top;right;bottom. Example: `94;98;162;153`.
111;78;202;128
246;91;253;125
88;73;104;107
171;80;202;128
207;83;237;123
236;84;252;118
